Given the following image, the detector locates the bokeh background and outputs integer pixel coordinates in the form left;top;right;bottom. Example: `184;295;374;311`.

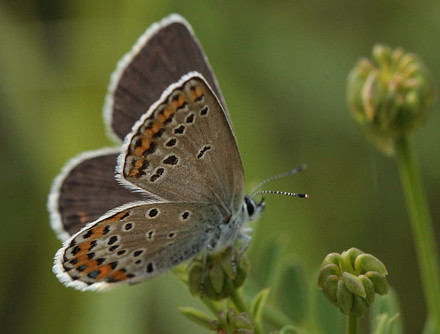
1;1;440;333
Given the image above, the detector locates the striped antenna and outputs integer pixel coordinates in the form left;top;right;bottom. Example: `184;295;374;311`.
249;164;307;198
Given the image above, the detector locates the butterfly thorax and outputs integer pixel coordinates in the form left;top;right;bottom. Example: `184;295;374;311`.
207;196;264;253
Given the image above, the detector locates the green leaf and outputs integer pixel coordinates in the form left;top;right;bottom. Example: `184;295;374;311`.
250;288;270;330
422;316;436;334
255;240;284;288
371;313;402;334
371;313;389;334
278;325;300;334
278;258;308;323
369;287;403;334
178;307;213;329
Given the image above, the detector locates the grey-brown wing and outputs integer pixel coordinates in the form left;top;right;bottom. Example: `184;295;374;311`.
48;148;146;241
54;201;222;291
117;74;245;217
104;14;228;141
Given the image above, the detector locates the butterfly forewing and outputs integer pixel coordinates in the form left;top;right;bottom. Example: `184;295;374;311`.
106;14;228;141
118;74;245;217
55;202;222;290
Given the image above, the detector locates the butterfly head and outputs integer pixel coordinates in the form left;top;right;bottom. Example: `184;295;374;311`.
244;195;265;222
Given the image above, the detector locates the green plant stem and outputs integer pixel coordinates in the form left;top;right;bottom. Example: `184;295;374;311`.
346;314;359;334
230;289;249;313
395;137;440;329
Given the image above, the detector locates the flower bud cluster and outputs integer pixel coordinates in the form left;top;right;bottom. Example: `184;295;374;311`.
347;44;436;155
318;247;388;317
188;246;250;300
210;308;254;334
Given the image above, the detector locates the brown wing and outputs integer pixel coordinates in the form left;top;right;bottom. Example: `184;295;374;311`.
104;14;229;141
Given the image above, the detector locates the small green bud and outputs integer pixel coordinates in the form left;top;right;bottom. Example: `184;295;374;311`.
318;248;388;318
359;275;375;306
352;295;368;317
343;272;366;298
210;262;226;293
187;246;250;300
321;275;340;306
346;248;365;267
230;315;254;331
354;254;388;275
365;271;389;295
347;44;436;155
210;308;254;334
188;262;203;296
321;253;343;266
336;279;353;315
317;263;341;288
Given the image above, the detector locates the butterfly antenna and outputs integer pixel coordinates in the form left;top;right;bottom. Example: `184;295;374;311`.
249;164;307;198
251;190;308;199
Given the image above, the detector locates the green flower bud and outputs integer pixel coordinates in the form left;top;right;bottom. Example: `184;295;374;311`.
210;262;226;293
347;44;436;155
230;315;254;331
354;254;388;276
187;246;250;300
365;271;389;295
343;272;366;298
210;308;254;334
188;262;203;297
321;275;340;306
318;248;388;318
317;263;341;288
359;275;375;306
352;294;368;318
336;279;353;315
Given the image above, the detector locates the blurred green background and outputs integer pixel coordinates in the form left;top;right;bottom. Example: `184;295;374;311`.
1;1;440;333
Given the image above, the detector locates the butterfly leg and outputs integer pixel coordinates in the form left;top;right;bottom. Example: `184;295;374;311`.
237;231;252;261
230;227;252;274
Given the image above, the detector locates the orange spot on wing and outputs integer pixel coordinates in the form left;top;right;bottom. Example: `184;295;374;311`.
171;94;188;110
134;138;152;156
112;270;129;282
145;122;164;137
75;254;90;266
77;211;89;223
190;85;204;101
72;242;91;257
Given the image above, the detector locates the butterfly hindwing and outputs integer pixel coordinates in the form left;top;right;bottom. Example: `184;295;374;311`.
54;201;222;291
48;148;146;241
118;73;245;216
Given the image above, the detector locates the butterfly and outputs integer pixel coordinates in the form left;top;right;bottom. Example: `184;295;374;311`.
49;14;306;291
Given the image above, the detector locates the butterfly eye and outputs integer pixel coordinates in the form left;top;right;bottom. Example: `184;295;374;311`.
244;196;256;217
